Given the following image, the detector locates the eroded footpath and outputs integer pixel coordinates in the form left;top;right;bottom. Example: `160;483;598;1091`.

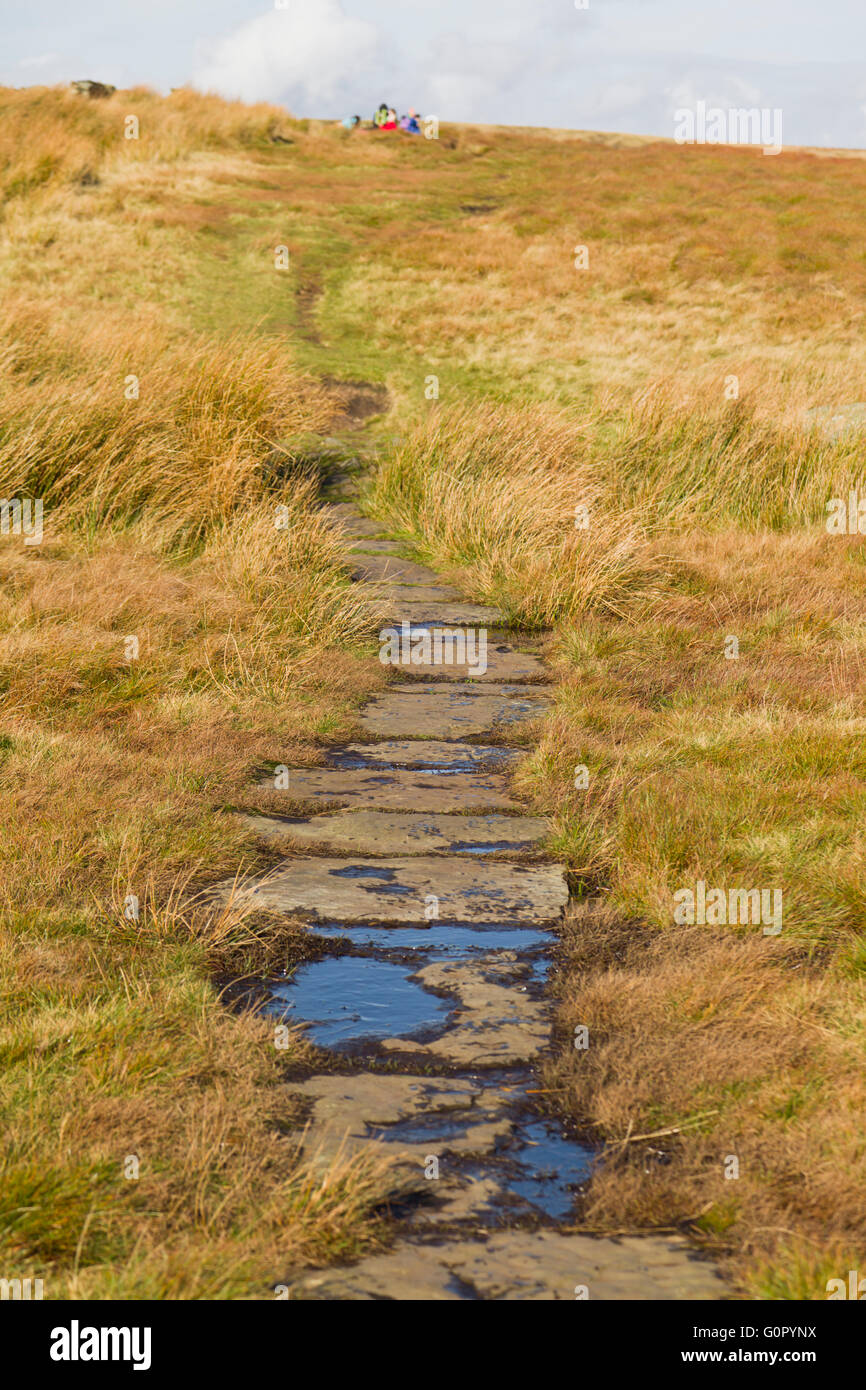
222;461;724;1301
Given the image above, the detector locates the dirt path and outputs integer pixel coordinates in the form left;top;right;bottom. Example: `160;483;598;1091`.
228;461;724;1301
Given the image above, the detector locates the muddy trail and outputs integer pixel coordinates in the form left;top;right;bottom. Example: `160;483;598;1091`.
221;454;724;1301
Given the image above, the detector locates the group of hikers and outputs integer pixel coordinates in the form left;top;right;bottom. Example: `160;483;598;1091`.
339;104;423;134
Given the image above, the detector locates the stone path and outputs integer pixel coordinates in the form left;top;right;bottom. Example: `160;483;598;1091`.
224;463;724;1301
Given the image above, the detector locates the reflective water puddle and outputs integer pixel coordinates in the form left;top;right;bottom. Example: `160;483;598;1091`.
264;955;449;1048
370;1110;593;1220
309;921;549;956
491;1119;593;1219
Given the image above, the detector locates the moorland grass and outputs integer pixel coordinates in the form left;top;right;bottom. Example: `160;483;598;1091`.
3;83;866;1298
0;87;391;1299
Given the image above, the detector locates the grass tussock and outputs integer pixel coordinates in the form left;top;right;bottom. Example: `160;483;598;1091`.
0;300;334;549
367;402;655;625
367;390;863;624
0;85;297;201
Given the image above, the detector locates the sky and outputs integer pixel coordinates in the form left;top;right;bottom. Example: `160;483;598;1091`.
3;0;866;149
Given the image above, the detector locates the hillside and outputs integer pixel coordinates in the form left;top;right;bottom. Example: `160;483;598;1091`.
1;84;865;1300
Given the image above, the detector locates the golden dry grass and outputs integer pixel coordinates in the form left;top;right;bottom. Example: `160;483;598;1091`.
543;902;866;1299
0;524;394;1296
0;85;395;1299
367;391;863;623
367;402;656;624
0;84;296;201
506;526;866;1297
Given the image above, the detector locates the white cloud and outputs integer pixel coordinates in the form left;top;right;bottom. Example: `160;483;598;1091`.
18;52;61;69
419;31;528;122
192;0;383;114
667;74;764;116
591;81;648;117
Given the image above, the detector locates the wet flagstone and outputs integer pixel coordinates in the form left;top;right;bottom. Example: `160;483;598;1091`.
255;766;522;812
358;684;553;739
240;809;549;857
370;598;507;626
291;1230;725;1301
226;488;723;1300
228;855;568;925
324;739;526;769
350;554;443;584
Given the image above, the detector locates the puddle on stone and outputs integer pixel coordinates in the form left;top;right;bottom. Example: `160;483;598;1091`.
265;956;449;1048
371;1109;593;1222
324;762;508;780
310;922;549;956
446;840;533;854
326;750;517;773
496;1119;593;1219
464;1119;593;1221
